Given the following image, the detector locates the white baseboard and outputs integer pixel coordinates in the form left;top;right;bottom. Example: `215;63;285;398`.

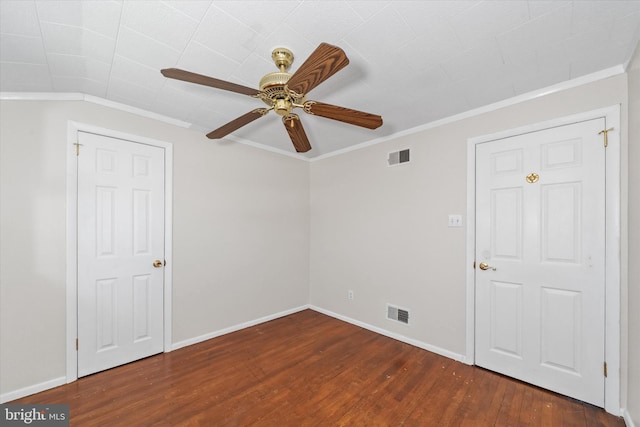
623;409;636;427
1;376;67;403
171;305;310;351
173;304;466;363
1;306;310;402
309;305;466;363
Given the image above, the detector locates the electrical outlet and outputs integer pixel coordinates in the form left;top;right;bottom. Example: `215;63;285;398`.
448;214;463;227
348;290;354;300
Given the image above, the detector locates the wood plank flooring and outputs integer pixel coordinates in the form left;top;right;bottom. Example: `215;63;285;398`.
11;310;624;426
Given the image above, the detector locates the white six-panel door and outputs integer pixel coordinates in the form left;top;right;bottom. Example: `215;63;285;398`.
475;118;606;406
77;131;165;377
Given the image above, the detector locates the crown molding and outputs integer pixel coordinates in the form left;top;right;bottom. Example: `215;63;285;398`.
309;64;626;162
84;95;191;128
1;64;627;163
0;92;191;128
0;92;84;101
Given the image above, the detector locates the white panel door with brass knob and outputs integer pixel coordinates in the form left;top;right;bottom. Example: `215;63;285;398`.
77;131;165;377
475;118;606;406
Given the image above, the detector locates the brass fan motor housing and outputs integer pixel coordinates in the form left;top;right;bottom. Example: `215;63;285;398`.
259;71;291;91
258;48;305;115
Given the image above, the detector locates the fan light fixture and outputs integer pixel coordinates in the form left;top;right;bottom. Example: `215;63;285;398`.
161;43;382;153
259;48;305;117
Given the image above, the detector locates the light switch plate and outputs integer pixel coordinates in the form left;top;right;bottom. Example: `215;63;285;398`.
448;214;463;227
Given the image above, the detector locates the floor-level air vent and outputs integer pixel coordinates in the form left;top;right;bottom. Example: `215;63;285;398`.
387;304;410;325
388;148;410;166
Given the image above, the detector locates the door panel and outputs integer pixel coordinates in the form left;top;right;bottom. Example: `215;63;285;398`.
475;118;606;407
491;188;522;259
133;274;152;342
489;280;523;358
96;278;117;351
133;189;152;255
540;287;581;373
542;182;581;263
77;131;165;377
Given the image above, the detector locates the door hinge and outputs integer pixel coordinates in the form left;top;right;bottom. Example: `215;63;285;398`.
473;261;476;269
73;142;83;156
76;338;78;351
598;127;613;148
604;361;608;377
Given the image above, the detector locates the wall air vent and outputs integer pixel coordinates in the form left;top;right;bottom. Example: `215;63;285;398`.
388;148;410;166
387;304;410;325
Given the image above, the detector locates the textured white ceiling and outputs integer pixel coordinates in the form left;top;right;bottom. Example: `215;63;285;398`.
1;1;639;158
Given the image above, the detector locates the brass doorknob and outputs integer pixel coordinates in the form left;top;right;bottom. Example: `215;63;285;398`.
479;262;496;271
153;260;164;268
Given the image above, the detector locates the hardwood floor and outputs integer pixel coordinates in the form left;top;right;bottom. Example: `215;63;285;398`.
11;310;624;426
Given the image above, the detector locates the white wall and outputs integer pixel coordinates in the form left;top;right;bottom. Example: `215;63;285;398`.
626;42;640;426
0;100;310;397
309;74;629;360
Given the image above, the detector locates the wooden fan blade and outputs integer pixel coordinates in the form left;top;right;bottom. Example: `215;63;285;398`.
286;43;349;96
283;114;312;153
161;68;261;96
206;109;268;139
303;101;383;129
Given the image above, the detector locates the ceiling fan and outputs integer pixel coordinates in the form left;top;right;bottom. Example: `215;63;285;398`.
160;42;383;153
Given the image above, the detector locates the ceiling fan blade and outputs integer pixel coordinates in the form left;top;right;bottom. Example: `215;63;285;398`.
283;114;312;153
286;43;349;96
303;101;383;129
206;109;269;139
161;68;261;96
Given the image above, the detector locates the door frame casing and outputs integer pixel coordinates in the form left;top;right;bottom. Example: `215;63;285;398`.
65;121;173;383
464;105;621;415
